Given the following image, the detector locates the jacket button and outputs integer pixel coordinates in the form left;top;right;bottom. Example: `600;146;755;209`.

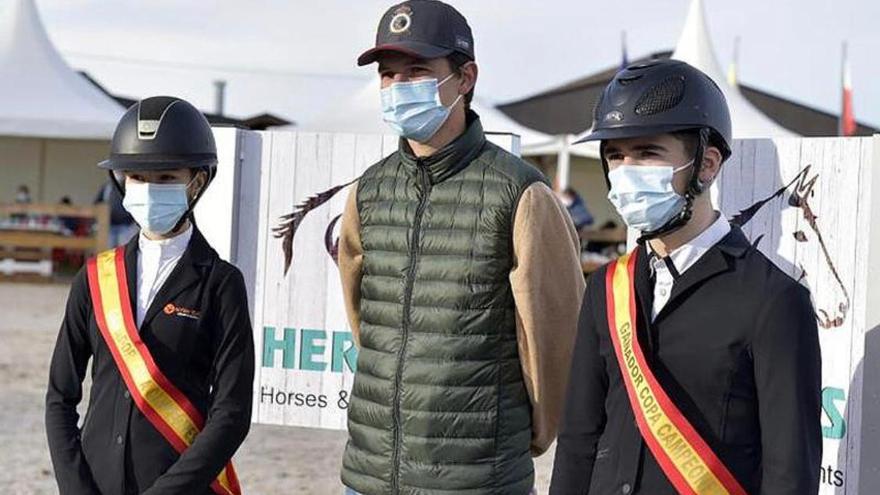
116;435;123;445
124;390;131;400
621;483;632;494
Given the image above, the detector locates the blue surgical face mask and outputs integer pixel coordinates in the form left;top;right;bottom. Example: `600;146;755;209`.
607;161;694;232
381;73;463;143
122;179;193;235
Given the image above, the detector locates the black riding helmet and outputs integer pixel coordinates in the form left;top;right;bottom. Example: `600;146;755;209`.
577;59;732;241
99;96;218;230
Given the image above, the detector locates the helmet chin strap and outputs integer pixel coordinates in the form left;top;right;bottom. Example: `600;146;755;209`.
635;128;709;244
109;170;125;195
169;168;213;234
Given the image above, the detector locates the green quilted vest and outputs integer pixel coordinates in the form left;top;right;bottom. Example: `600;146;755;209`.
341;114;548;495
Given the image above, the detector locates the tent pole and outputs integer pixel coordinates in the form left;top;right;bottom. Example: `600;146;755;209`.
37;138;47;202
556;134;571;191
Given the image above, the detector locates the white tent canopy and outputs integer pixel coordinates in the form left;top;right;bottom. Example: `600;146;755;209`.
475;97;553;147
521;134;600;159
672;0;796;138
294;78;554;148
0;0;123;140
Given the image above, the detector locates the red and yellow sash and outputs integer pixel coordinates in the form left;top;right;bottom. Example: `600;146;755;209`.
86;247;241;495
605;251;746;495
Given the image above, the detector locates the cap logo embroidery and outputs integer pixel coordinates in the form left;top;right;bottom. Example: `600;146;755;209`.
389;6;412;34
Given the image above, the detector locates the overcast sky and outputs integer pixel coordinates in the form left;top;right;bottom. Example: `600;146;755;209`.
35;0;880;129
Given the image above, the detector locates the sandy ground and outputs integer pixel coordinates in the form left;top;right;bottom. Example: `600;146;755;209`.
0;282;557;494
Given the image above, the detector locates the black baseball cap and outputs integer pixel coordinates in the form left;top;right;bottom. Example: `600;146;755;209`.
357;0;475;66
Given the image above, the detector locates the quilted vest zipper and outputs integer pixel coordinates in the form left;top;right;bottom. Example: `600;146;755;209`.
391;160;431;493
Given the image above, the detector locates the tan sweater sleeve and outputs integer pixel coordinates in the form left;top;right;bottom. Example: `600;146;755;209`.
510;181;586;456
338;182;363;346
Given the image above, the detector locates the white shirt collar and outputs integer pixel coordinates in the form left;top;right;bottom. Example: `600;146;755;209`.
138;225;193;260
649;212;731;278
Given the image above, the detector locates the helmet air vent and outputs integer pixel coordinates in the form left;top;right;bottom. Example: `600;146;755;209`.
634;76;686;116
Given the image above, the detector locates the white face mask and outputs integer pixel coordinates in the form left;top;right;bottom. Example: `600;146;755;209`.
607;160;693;232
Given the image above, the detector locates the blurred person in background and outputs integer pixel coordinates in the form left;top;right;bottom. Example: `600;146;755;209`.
558;187;594;234
15;184;32;204
57;196;81;234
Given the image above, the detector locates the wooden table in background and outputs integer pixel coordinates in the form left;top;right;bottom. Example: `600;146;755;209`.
0;203;108;282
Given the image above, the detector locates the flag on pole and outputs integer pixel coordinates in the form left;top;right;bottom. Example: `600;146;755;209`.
727;36;740;86
840;42;857;136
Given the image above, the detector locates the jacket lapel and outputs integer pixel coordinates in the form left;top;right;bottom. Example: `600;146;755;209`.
630;245;657;353
123;233;140;315
655;225;750;322
633;244;654;328
140;228;215;330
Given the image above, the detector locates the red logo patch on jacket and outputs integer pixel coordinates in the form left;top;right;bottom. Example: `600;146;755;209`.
163;303;201;320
